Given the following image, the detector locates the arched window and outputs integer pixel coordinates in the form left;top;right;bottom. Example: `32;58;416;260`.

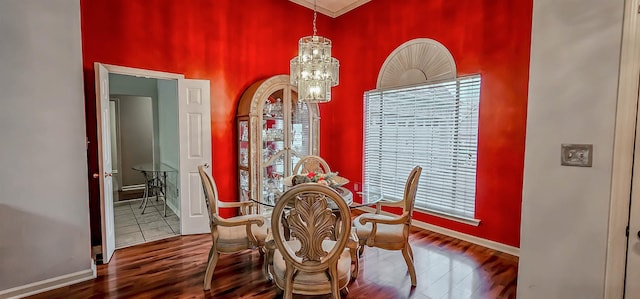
364;38;480;221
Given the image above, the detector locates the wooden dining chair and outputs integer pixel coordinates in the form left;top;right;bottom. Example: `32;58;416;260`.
266;183;355;298
353;165;422;286
293;155;332;174
197;165;268;290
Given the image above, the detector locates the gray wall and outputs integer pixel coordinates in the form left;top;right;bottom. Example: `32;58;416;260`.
113;96;154;187
518;0;624;298
157;79;180;214
109;73;159;99
109;73;161;163
0;0;92;291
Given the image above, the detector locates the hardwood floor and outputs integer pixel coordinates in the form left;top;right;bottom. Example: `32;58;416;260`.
29;219;518;299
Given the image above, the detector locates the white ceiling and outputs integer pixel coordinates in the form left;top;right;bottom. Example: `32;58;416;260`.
289;0;371;18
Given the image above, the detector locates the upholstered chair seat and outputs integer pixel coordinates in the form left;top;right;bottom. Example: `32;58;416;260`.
354;214;406;245
215;215;269;248
272;239;352;295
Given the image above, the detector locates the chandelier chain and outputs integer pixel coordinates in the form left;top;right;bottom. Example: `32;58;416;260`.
313;0;317;36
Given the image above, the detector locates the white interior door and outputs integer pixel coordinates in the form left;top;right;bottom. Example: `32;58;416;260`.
626;91;640;298
95;62;115;263
178;79;212;235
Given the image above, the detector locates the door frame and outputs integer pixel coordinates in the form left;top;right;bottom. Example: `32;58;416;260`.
604;0;640;297
100;64;185;81
108;98;124;192
95;63;184;263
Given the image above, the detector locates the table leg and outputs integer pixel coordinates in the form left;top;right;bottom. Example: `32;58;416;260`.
162;171;167;217
154;172;160;202
140;171;151;214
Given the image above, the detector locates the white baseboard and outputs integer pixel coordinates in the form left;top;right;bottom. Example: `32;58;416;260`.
0;260;96;299
166;198;180;219
357;207;520;257
92;259;97;277
121;184;145;191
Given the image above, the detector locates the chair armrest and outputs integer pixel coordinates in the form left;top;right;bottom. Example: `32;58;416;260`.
358;212;409;226
213;214;265;227
218;201;255;215
218;200;254;208
218;200;256;215
375;198;404;213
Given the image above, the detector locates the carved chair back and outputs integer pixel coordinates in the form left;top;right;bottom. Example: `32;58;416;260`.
293;155;332;175
271;183;351;292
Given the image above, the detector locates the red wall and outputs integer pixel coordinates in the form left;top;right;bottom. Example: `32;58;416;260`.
80;0;332;244
323;0;532;247
81;0;531;248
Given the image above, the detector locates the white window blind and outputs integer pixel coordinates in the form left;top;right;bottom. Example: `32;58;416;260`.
364;75;481;219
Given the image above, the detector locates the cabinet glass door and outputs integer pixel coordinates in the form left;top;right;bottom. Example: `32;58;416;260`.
263;149;286;205
262;90;286;204
239;169;250;201
239;120;249;168
238;120;250;201
289;92;311;173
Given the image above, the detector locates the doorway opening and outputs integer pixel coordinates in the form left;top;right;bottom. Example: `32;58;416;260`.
108;73;181;249
94;63;212;264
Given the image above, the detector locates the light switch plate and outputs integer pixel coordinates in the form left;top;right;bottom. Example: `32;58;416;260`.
561;144;593;167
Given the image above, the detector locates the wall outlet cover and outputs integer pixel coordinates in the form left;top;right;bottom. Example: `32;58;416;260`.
561;144;593;167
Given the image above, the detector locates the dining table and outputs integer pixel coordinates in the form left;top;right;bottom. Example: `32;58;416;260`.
132;162;177;217
251;181;384;239
252;184;384;211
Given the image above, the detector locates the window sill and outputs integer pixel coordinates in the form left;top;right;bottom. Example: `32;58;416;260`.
414;207;481;227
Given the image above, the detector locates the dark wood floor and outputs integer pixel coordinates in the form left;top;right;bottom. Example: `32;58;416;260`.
29;217;518;299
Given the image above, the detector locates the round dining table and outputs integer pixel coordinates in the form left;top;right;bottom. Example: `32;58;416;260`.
251;184;384;211
250;183;384;239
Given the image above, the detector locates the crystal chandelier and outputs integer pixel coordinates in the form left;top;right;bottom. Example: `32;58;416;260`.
290;0;339;103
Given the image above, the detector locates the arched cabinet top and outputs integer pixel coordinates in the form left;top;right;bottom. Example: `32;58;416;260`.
237;75;319;117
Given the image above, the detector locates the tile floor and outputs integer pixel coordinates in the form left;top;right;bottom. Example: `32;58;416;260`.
114;198;180;249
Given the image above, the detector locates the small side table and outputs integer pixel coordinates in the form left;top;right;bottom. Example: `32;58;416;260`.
132;163;177;216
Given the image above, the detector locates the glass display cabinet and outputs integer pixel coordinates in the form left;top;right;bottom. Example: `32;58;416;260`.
237;75;319;212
